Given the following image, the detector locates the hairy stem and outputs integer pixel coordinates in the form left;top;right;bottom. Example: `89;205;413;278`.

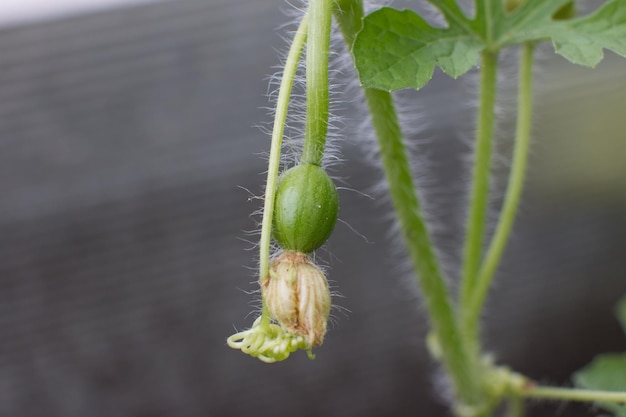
301;0;333;166
367;87;479;405
259;15;308;324
334;1;482;410
520;385;626;404
459;50;499;320
464;43;535;340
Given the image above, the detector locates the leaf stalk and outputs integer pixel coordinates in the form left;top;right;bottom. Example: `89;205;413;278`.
459;50;499;340
464;43;535;340
520;385;626;404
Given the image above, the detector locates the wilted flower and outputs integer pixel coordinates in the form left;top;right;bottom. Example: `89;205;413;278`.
262;251;331;348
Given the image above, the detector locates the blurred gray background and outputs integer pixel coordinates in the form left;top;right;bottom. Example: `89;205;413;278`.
0;0;625;416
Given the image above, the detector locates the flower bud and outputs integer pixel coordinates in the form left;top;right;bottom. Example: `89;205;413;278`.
263;251;331;348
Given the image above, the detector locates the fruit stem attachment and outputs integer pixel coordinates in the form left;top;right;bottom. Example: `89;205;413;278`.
301;0;333;166
463;43;535;341
259;14;308;324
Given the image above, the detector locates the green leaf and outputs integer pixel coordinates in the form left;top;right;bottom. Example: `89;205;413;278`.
353;0;626;92
495;0;572;43
353;7;482;91
352;0;572;91
555;0;626;66
574;354;626;416
616;295;626;335
506;0;626;67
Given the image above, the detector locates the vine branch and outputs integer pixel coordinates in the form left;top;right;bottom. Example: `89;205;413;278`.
459;50;499;324
464;43;535;340
258;14;309;324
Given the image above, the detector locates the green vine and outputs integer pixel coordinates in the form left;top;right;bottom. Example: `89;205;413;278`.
463;42;536;347
258;13;309;316
335;2;483;411
302;0;332;165
226;14;310;363
459;49;498;348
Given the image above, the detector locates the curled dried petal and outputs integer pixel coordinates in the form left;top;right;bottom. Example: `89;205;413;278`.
263;251;331;347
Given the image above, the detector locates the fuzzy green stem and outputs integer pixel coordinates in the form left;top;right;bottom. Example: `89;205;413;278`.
365;86;483;413
464;43;535;339
259;15;308;324
301;0;332;166
459;50;499;338
520;385;626;404
334;1;482;410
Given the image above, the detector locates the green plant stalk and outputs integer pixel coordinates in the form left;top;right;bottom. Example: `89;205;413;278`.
365;84;483;415
258;14;308;325
476;0;495;44
459;51;499;320
333;1;482;410
519;385;626;404
301;0;332;166
464;43;535;340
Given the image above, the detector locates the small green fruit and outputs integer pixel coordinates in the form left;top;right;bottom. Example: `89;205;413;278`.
273;164;339;253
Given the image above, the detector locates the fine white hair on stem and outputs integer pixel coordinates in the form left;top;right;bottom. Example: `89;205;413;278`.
453;49;519;286
238;0;351;332
331;0;475;304
259;1;350;258
432;365;456;410
263;0;346;176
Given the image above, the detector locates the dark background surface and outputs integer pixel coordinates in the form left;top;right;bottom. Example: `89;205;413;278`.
0;0;625;416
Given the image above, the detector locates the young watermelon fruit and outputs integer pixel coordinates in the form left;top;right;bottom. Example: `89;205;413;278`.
272;164;339;253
